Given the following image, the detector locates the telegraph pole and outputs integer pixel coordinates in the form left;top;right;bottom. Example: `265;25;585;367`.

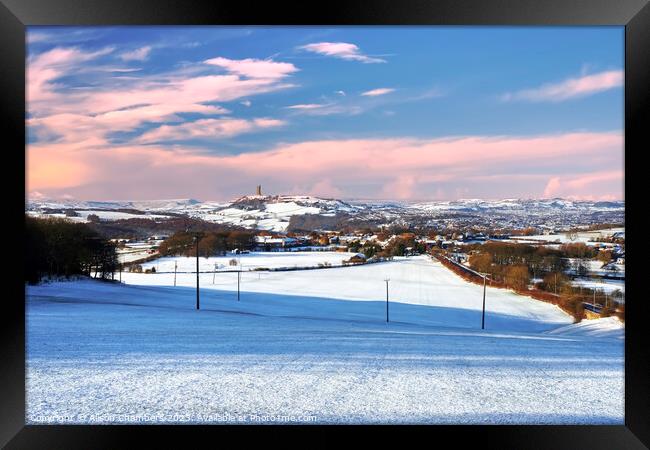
195;235;200;310
482;274;487;330
173;261;177;287
237;270;241;302
213;263;217;284
384;278;390;323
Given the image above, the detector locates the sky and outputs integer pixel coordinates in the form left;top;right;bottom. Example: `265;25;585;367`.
26;26;624;202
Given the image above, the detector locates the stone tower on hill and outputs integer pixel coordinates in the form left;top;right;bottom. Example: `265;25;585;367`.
256;185;262;196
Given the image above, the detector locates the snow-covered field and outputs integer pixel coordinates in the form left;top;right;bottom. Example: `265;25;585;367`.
571;277;625;294
509;228;624;245
565;259;625;278
26;255;624;424
27;209;171;223
117;249;157;264
140;251;356;272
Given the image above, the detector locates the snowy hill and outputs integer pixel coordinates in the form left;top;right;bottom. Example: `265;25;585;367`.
27;197;201;211
187;195;364;231
410;198;624;213
26;195;624;232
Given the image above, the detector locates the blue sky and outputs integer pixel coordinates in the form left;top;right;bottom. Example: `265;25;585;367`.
26;26;624;201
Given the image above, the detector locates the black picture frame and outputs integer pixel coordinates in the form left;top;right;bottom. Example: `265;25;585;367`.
2;0;648;447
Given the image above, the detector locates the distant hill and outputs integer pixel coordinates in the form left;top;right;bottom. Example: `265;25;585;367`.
26;196;625;233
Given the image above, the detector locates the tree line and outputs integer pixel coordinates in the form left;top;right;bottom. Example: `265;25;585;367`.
157;230;256;257
461;241;623;321
88;216;245;240
465;241;606;285
26;217;118;284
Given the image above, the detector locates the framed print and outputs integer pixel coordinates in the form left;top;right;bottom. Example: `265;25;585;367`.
2;0;649;447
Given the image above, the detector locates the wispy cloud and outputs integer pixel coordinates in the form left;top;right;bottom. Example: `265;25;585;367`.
285;103;362;116
28;49;297;145
286;103;327;110
204;56;299;79
361;88;395;97
407;87;444;101
120;46;152;61
27;29;106;45
502;70;623;102
29;103;230;146
136;117;286;144
28;46;115;104
298;42;386;64
287;85;434;117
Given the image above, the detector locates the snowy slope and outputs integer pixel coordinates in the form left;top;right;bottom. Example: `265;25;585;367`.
125;255;572;333
545;317;624;339
26;255;624;424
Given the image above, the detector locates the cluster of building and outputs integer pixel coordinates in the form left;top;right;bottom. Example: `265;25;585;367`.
251;230;487;253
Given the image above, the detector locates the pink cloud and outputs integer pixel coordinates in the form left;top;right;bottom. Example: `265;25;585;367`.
299;42;386;64
27;143;98;190
27;46;114;104
235;132;620;175
502;70;623;102
308;179;343;198
543;177;562;197
382;175;416;199
29;103;230;144
543;171;624;200
27;131;623;201
28;47;298;147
